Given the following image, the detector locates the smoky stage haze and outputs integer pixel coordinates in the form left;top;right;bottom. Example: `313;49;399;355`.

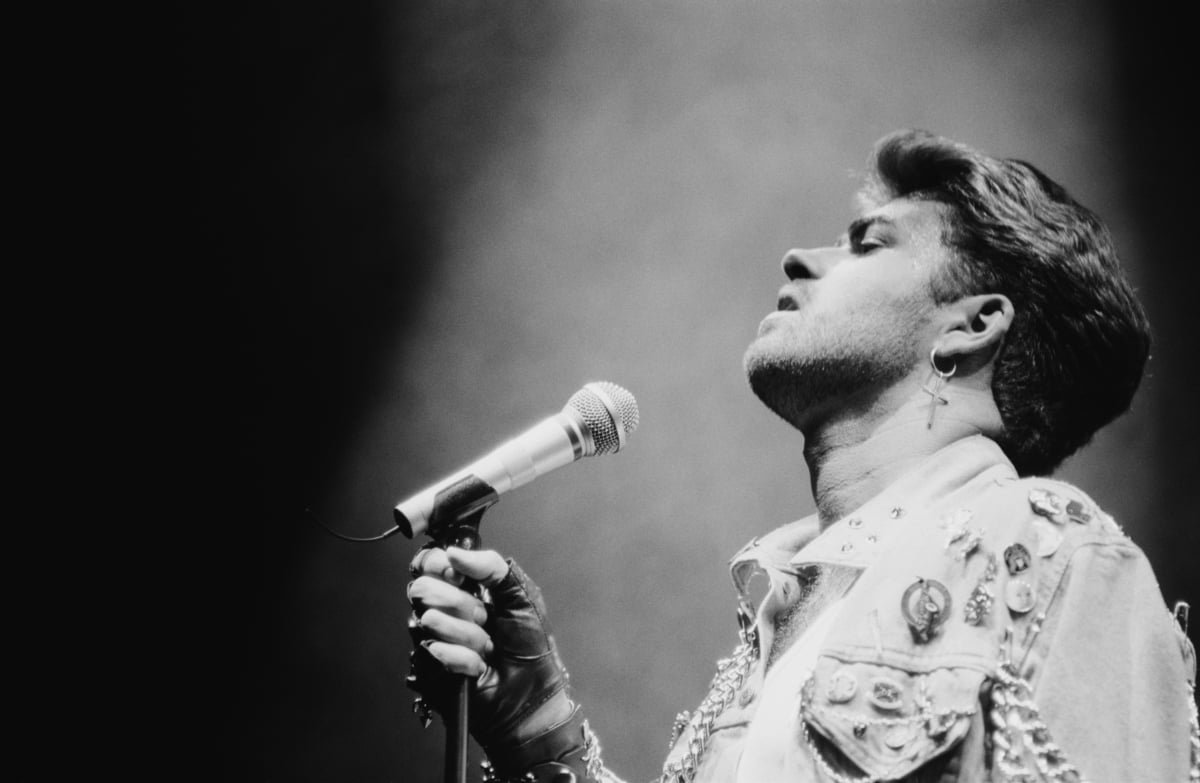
187;1;1198;780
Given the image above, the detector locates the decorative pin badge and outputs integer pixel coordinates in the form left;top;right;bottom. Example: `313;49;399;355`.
1032;519;1062;558
964;554;997;626
1065;499;1092;524
901;577;952;643
1005;578;1036;614
884;723;916;750
941;508;974;548
926;711;957;740
867;676;905;712
1003;543;1032;575
955;529;983;561
1029;488;1065;521
826;669;858;704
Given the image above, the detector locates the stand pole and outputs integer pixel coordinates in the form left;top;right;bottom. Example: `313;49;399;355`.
426;476;499;783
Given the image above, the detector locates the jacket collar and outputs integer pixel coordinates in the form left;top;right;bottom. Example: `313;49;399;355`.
729;435;1016;597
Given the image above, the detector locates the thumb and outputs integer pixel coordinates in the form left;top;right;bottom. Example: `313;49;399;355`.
445;547;510;586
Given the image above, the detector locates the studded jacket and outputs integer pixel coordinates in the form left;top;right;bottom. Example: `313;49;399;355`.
652;435;1197;783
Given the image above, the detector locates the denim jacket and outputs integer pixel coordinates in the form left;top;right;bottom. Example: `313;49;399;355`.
657;436;1196;783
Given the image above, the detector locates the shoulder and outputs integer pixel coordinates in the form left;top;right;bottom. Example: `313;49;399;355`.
1001;473;1149;593
989;484;1199;782
985;473;1133;565
993;475;1194;682
976;474;1184;656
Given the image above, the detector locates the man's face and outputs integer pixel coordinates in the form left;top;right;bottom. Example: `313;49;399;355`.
744;197;952;430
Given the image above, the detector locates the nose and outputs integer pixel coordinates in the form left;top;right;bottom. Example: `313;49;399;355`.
781;247;835;280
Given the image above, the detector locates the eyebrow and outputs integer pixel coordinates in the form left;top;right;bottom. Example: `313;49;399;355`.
847;215;896;242
836;215;897;247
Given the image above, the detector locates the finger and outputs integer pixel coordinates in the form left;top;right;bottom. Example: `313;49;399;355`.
445;548;509;586
408;547;464;586
420;640;487;677
417;608;495;657
408;577;489;624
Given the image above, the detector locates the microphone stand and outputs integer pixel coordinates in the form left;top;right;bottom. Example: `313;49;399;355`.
426;475;500;783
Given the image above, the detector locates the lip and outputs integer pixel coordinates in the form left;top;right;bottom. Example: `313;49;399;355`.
776;285;803;312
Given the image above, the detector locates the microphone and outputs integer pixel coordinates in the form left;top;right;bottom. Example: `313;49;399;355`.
393;381;639;538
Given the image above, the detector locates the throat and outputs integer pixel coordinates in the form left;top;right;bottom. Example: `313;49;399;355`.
803;386;1001;529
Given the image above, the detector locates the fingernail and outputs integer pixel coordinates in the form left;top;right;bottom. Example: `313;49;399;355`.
420;639;434;650
474;605;488;624
484;640;494;656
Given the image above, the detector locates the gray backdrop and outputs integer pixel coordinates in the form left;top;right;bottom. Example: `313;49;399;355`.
198;1;1198;780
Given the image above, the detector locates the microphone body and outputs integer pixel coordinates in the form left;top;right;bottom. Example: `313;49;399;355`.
394;382;638;538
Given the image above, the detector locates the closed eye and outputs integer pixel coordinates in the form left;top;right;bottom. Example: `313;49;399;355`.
846;215;895;255
851;236;886;254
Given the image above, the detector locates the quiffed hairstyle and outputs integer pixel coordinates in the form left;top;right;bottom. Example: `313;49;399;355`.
861;129;1151;477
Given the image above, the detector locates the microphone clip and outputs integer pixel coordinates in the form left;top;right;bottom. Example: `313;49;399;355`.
427;473;500;551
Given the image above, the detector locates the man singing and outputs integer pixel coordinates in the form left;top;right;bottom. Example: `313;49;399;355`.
404;130;1197;782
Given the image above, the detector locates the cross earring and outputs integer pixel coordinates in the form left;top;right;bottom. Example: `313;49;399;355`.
922;347;957;429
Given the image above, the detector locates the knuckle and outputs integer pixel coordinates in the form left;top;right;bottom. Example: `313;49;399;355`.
424;550;450;574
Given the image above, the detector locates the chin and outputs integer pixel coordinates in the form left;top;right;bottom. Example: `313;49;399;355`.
744;334;918;432
743;343;810;430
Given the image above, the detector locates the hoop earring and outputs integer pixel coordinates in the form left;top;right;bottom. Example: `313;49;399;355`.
922;347;957;429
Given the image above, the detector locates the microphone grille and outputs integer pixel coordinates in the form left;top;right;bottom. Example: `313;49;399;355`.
566;381;640;456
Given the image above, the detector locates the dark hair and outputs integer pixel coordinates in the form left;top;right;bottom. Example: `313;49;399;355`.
861;129;1151;476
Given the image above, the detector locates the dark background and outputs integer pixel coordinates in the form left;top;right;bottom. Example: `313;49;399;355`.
171;2;1197;780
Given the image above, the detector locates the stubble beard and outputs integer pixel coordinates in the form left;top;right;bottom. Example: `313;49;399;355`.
744;314;923;432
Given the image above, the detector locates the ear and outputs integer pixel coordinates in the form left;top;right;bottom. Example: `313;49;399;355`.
933;293;1014;365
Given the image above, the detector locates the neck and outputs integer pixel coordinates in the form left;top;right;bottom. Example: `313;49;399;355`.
800;370;1003;529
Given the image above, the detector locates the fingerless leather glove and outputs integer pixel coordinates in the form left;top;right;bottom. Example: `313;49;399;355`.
408;559;602;782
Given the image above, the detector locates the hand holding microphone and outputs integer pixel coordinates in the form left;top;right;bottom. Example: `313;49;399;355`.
408;547;587;779
401;382;638;783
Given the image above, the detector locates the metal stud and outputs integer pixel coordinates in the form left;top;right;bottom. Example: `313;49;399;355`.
413;697;434;729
